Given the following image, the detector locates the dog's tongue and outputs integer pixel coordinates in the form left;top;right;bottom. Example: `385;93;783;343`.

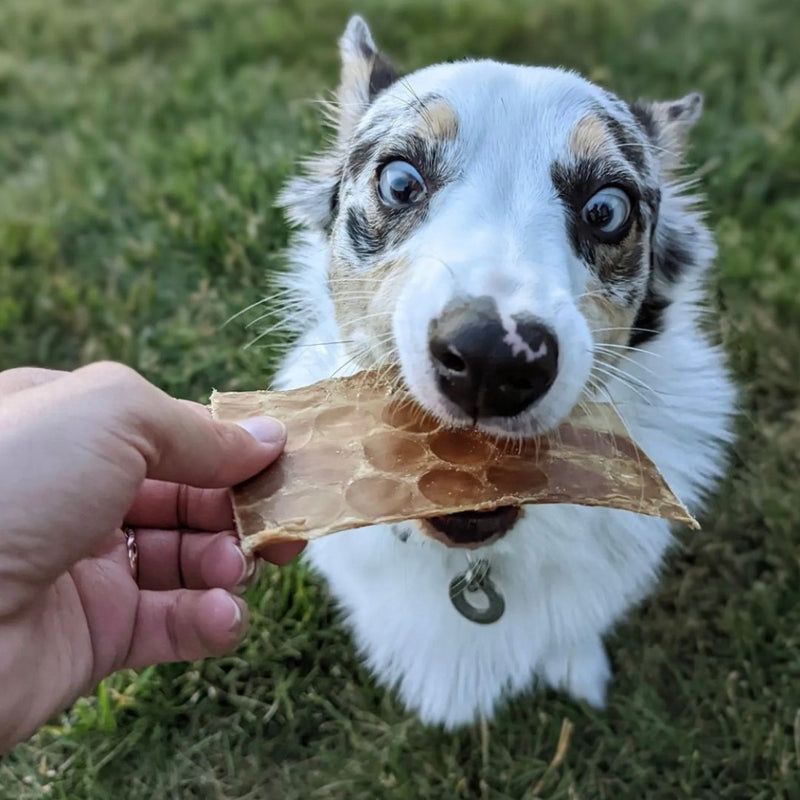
210;369;698;555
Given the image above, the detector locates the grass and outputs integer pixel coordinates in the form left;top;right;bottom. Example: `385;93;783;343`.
1;0;799;797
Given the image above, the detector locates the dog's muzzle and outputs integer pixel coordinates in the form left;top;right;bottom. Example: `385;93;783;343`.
429;296;558;421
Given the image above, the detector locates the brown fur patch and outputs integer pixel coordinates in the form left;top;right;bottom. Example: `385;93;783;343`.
415;98;459;142
580;283;638;354
330;258;411;365
595;224;646;285
569;114;614;160
577;284;636;401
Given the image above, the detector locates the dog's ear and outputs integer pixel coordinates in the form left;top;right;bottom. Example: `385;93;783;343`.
630;92;703;173
278;18;397;231
335;16;398;141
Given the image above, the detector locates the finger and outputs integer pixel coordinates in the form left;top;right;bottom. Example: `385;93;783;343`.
124;588;248;669
136;529;249;591
0;363;284;603
73;362;286;487
0;367;66;397
126;480;235;531
177;399;214;418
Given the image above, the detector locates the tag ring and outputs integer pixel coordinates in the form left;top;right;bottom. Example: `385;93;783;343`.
449;558;505;625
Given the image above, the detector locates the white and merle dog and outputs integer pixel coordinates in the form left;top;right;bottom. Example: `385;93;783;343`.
269;16;736;728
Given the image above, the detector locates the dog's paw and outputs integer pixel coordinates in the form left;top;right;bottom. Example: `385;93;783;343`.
540;637;611;708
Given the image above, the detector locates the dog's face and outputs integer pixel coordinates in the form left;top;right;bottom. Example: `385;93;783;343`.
281;17;705;546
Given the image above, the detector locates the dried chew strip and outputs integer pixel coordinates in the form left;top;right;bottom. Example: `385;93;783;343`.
210;370;698;555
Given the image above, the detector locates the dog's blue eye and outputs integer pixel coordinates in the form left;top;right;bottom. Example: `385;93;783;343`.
377;161;427;207
581;187;632;237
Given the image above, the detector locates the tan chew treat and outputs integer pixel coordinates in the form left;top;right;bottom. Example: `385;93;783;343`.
211;370;698;554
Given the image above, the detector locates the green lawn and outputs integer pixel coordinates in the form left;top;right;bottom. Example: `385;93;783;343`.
2;0;799;797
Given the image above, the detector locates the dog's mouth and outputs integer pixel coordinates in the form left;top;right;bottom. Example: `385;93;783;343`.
421;505;520;548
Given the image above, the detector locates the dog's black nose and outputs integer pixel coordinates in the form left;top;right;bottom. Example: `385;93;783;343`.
428;297;558;419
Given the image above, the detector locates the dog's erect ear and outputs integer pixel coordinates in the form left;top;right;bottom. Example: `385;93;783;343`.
336;16;398;141
630;92;703;172
276;18;397;231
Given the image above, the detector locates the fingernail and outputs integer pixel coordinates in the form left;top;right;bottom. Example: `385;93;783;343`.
236;549;255;584
227;595;247;635
236;416;286;445
233;553;258;595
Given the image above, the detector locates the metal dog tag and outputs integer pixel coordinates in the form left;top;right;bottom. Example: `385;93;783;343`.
449;558;505;625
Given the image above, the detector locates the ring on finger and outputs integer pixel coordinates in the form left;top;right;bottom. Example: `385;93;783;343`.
123;526;139;583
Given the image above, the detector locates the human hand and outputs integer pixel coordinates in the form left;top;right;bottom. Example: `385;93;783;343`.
0;363;301;752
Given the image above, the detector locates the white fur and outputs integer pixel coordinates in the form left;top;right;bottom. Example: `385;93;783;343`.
268;51;736;729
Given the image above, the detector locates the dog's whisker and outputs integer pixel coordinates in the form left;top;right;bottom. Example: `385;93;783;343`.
591;366;656;407
329;347;371;379
343;310;394;324
594;359;662;395
224;285;307;327
593;348;659;378
291;339;357;349
573;288;609;302
591;363;652;396
326;330;398;378
311;294;381;306
328;275;393;283
244;310;279;330
222;297;273;328
592;326;660;336
325;287;388;297
593;342;662;357
242;316;303;349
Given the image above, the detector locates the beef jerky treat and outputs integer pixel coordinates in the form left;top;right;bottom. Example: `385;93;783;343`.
210;371;698;554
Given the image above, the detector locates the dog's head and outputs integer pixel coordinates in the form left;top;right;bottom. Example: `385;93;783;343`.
280;17;710;547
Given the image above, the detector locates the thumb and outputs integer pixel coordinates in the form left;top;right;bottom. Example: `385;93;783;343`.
75;362;286;488
151;410;287;488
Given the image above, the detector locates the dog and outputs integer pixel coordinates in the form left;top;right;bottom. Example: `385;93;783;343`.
268;16;736;728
